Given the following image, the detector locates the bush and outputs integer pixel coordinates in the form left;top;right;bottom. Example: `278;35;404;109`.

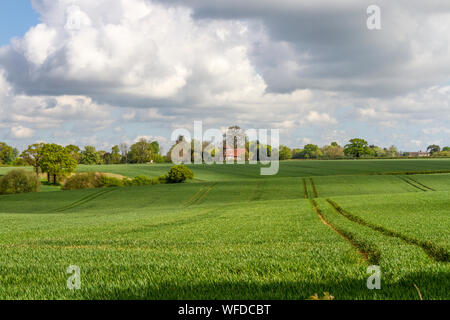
62;173;100;190
167;165;194;183
132;175;152;186
98;175;123;187
0;170;40;195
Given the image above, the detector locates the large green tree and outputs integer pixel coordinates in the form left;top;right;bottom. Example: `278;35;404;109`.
110;145;122;164
279;145;293;160
427;144;441;155
39;144;78;184
21;143;45;175
66;145;81;163
301;144;322;159
322;144;344;159
0;142;18;165
344;138;372;158
129;138;153;164
80;146;101;165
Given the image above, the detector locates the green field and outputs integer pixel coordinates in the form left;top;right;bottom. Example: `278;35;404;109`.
0;159;449;300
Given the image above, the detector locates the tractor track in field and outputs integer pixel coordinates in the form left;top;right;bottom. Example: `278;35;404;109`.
405;176;435;191
54;188;116;213
302;178;308;199
399;177;429;192
310;199;371;263
304;179;372;263
326;199;449;262
309;178;319;198
184;183;217;207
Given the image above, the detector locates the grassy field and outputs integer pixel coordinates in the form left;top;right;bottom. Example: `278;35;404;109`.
0;159;449;299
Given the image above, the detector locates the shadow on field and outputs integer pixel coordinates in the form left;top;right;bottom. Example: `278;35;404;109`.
82;271;449;300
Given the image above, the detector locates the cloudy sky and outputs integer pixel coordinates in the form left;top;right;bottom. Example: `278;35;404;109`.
0;0;449;152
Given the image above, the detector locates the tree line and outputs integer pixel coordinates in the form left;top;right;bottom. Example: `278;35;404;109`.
1;136;449;181
279;139;450;160
0;138;163;184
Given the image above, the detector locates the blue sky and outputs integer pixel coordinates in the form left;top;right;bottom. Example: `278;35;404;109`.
0;1;38;46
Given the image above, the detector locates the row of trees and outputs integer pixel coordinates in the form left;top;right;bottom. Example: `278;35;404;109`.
64;139;163;165
0;138;163;168
425;145;450;157
0;138;164;185
279;139;450;160
1;137;449;174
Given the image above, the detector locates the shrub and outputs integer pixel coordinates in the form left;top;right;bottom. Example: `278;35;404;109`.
98;175;123;187
167;165;194;183
0;170;40;195
131;175;152;186
62;173;100;190
122;177;134;187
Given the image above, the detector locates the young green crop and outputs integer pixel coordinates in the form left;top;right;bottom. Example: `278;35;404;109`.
0;159;449;300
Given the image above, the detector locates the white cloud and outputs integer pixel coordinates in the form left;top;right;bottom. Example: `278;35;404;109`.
0;0;449;150
11;126;35;139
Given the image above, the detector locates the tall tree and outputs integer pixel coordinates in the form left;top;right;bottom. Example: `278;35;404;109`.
322;144;344;159
427;144;441;155
129;138;153;164
344;138;371;158
302;144;322;159
111;145;122;164
66;145;81;163
21;143;45;175
279;146;293;160
80;146;101;165
0;142;18;165
39;144;77;184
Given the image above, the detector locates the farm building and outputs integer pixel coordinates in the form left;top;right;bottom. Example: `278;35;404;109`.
223;145;246;161
408;151;431;158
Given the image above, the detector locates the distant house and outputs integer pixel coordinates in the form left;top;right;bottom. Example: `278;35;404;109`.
408;151;431;158
223;145;246;161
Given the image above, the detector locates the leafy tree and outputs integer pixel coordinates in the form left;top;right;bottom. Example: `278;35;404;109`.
39;144;78;184
150;141;160;155
427;144;441;155
111;145;122;164
301;144;322;159
443;147;450;152
166;165;194;183
370;146;386;158
386;145;399;158
292;149;304;159
21;143;45;175
279;146;293;160
344;138;372;158
0;142;18;165
330;142;340;147
66;145;81;163
129;138;153;164
80;146;101;165
322;144;344;159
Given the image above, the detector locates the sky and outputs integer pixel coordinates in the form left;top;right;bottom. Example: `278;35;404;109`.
0;1;39;45
0;0;449;153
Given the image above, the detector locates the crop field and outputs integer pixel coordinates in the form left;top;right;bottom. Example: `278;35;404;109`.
0;159;449;300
